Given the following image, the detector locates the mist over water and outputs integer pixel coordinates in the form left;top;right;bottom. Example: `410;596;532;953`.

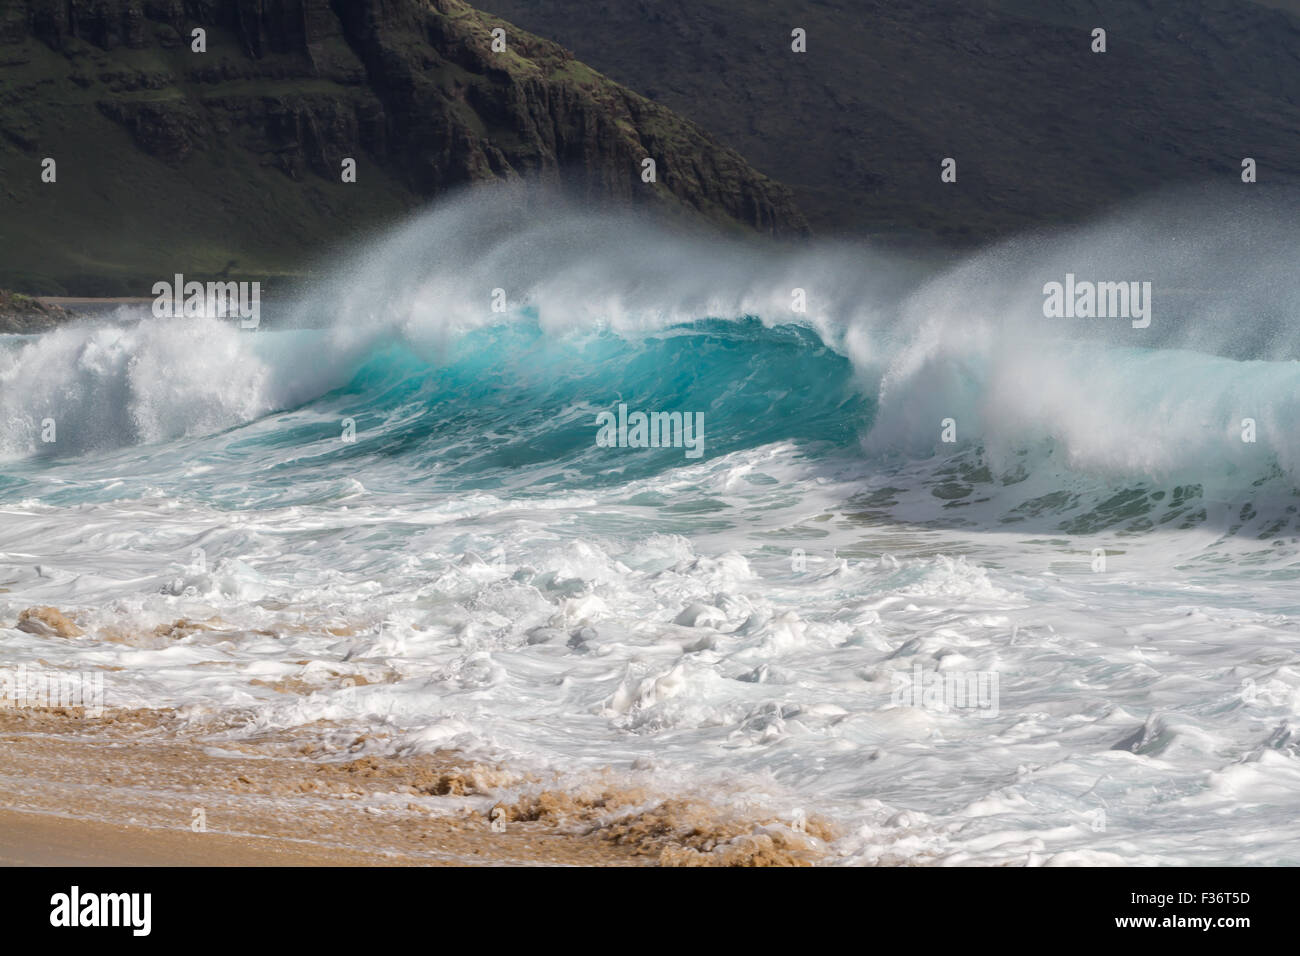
5;184;1300;497
3;183;1300;864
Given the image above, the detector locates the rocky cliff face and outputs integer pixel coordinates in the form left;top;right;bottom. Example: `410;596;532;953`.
478;0;1300;242
0;0;807;294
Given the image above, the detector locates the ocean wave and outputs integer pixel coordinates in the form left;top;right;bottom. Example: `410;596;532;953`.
3;184;1300;524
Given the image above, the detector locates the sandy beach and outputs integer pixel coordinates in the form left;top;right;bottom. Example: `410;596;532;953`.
0;707;829;866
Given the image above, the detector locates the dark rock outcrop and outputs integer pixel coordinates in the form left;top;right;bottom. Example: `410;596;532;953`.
0;289;68;332
0;0;807;294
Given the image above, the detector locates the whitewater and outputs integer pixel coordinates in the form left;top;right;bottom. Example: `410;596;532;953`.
2;185;1299;865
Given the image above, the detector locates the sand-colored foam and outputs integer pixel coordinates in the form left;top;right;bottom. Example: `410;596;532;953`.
0;706;835;866
16;606;83;638
497;783;835;866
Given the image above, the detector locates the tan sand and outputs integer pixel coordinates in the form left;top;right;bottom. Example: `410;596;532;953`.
0;809;405;866
0;707;832;866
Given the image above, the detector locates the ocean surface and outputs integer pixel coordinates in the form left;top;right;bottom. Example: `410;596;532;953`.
3;187;1299;864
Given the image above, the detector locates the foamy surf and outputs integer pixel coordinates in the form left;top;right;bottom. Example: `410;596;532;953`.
3;184;1300;865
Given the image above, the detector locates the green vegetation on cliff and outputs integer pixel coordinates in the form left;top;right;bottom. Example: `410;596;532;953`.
0;287;66;331
0;0;807;295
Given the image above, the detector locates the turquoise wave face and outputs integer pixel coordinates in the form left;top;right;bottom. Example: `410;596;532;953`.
0;317;870;508
291;316;870;492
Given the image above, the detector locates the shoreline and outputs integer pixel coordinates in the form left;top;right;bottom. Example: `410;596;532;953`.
0;707;829;866
0;808;407;867
0;708;644;866
35;297;154;307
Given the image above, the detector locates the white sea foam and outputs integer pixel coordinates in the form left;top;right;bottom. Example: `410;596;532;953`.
3;184;1300;864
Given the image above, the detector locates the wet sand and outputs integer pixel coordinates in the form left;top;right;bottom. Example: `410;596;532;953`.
0;809;404;866
0;707;829;866
0;708;643;866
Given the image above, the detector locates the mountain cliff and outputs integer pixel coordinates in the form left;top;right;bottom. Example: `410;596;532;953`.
0;0;807;295
477;0;1300;241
